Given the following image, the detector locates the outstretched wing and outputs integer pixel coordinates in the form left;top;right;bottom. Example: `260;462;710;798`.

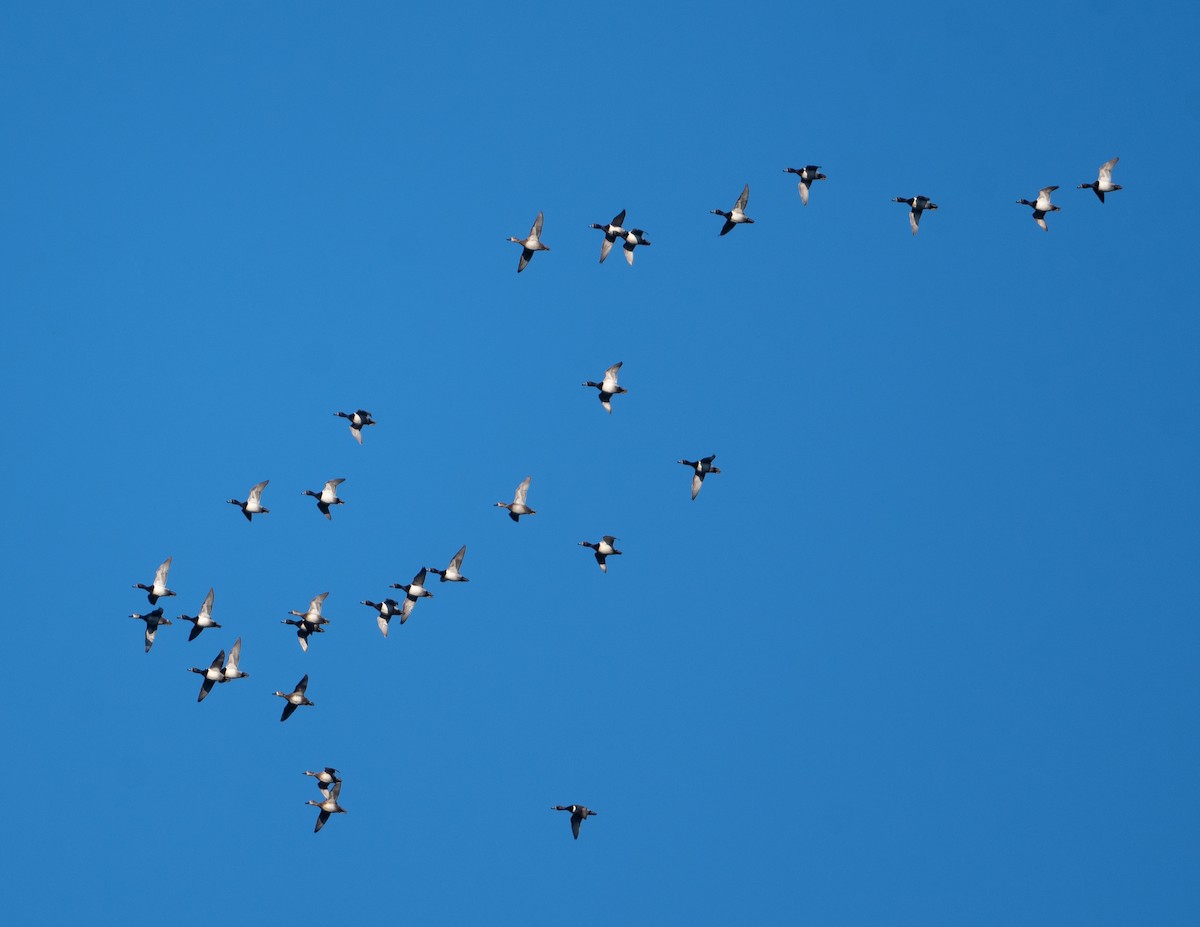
350;424;363;445
518;247;533;272
531;211;544;238
1099;156;1118;182
449;545;467;571
225;637;242;674
602;362;622;392
719;218;736;236
798;180;810;206
599;235;613;263
295;674;309;695
199;587;215;621
909;209;920;235
248;480;268;505
154;557;172;587
734;183;750;211
514;476;531;506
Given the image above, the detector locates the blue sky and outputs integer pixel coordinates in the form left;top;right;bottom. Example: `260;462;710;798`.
4;1;1198;924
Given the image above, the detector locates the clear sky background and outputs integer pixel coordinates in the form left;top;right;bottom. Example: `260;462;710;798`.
4;1;1198;924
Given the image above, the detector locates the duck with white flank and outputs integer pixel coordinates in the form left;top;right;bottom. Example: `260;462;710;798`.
361;598;404;637
306;779;347;832
1017;186;1061;231
1078;156;1122;203
130;607;171;653
389;567;434;623
619;226;651;265
133;557;176;605
227;480;269;522
579;536;622;573
589;209;626;263
289;592;331;628
274;674;315;722
496;476;536;522
508;211;550;273
188;648;226;703
334;409;376;445
304;767;342;792
281;617;325;653
783;165;827;206
712;184;754;235
178;587;221;641
428;545;470;583
303;479;345;520
678;454;721;500
218;637;249;683
552;804;598;840
894;196;938;235
582;361;628;414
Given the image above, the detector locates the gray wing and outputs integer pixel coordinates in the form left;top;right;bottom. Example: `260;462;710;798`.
531;211;544;238
734;183;749;211
199;588;215;621
514;476;531;506
295;674;309;696
155;557;172;586
350;424;363;445
601;362;622;392
599;235;613;263
324;478;345;493
518;247;533;272
909;209;920;235
449;545;467;571
1099;157;1118;181
225;637;242;673
248;480;268;505
691;472;703;500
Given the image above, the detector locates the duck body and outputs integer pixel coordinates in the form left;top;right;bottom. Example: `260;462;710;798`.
178;587;221;641
552;804;598;840
620;227;651;265
304;767;342;792
1017;186;1061;231
134;556;176;604
496;475;536;522
130;607;171;653
712;184;753;235
894;196;938;235
579;536;622;573
303;479;345;520
1078;156;1121;202
589;209;626;263
678;454;721;500
783;165;827;205
227;480;269;521
362;597;405;636
508;211;550;272
389;567;433;623
335;409;376;445
282;618;325;652
582;361;628;414
188;649;226;702
306;779;346;832
428;545;469;583
274;674;314;722
218;637;249;682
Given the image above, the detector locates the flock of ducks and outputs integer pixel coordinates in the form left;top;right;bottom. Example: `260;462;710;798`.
125;380;721;838
505;157;1123;268
126;156;1122;839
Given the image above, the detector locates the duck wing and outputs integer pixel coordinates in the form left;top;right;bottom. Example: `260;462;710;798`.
248;480;268;505
601;362;622;393
599;235;613;263
154;557;172;588
224;637;242;675
518;247;533;272
531;211;544;239
719;218;736;236
798;179;810;206
1098;157;1118;182
514;476;531;507
295;674;309;696
199;587;215;622
449;545;467;572
691;472;704;500
734;183;750;212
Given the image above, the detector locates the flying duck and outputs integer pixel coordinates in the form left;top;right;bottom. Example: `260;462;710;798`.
303;767;342;793
783;165;827;206
389;567;433;623
428;545;469;583
306;779;347;832
508;211;550;273
188;648;226;703
303;479;346;520
893;196;938;235
1078;156;1121;202
334;409;376;445
133;557;176;605
678;454;721;500
281;618;325;653
178;587;221;641
496;476;535;522
361;598;404;637
582;361;628;414
619;227;651;265
218;637;248;683
130;608;171;653
589;209;626;263
552;804;598;840
1017;186;1061;231
227;480;269;521
274;674;315;722
579;536;622;573
712;184;754;235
